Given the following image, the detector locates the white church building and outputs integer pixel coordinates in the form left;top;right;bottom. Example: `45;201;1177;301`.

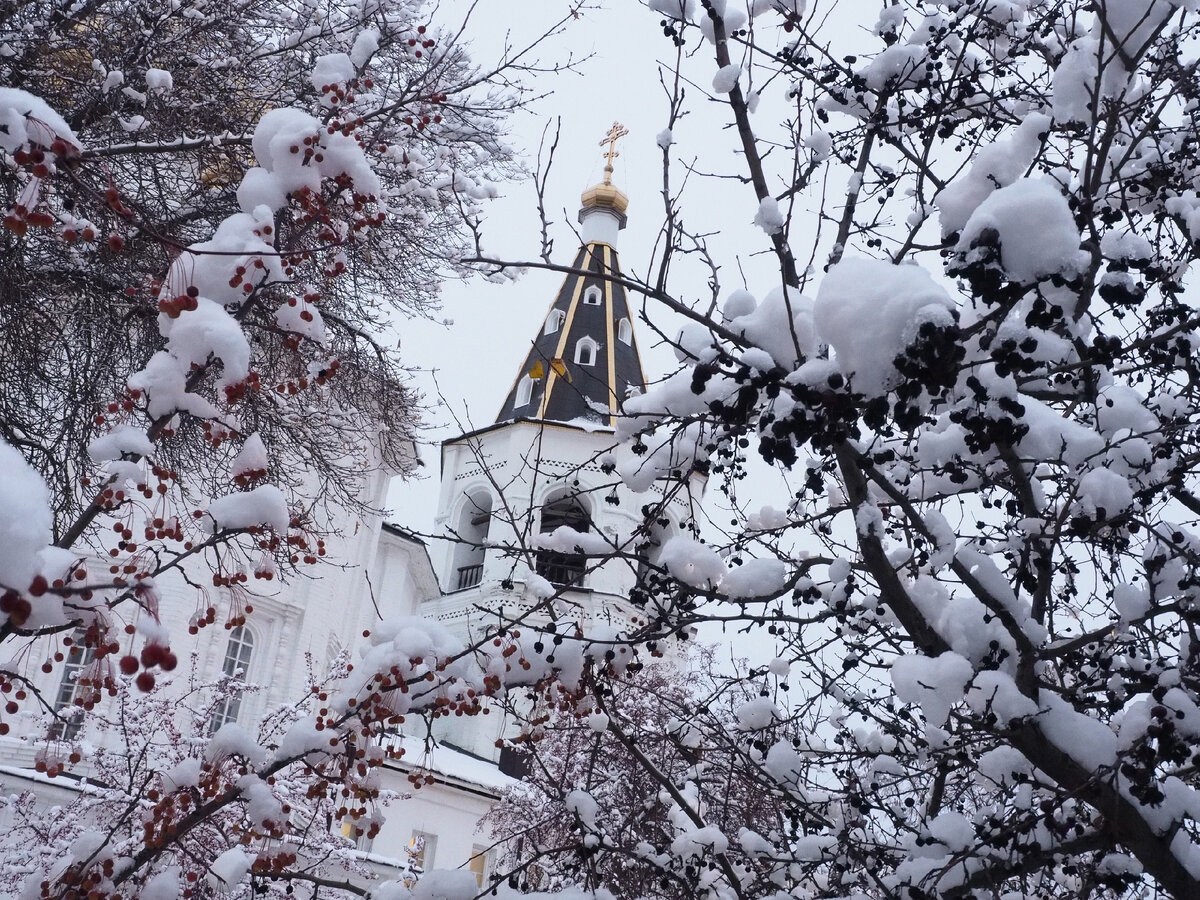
0;157;703;891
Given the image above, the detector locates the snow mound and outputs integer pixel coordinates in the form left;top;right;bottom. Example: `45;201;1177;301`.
814;257;955;396
0;439;53;592
956;178;1084;284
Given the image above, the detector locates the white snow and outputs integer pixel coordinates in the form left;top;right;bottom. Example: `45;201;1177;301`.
87;425;155;462
141;868;181;900
712;64;741;94
127;351;220;420
658;536;727;588
814;257;956;396
936;112;1050;235
956;178;1084;284
753;196;785;235
726;285;819;368
719;558;787;598
891;651;973;725
310;52;355;94
207;485;289;532
1076;467;1134;519
231;433;269;477
350;29;380;67
0;439;52;593
860;44;927;92
804;130;832;161
1112;582;1150;622
206;723;267;765
0;87;77;154
648;0;695;21
144;68;173;93
535;526;611;556
207;848;253;893
735;696;781;730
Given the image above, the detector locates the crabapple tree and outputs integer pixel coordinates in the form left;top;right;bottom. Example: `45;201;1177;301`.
469;1;1200;898
0;0;585;894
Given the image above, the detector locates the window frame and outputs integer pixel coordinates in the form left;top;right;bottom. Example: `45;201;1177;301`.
583;285;602;305
618;317;632;345
544;310;565;335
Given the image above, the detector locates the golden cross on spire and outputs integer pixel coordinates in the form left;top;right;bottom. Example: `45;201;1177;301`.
599;122;628;184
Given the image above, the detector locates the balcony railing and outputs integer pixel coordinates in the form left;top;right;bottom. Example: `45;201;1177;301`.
535;551;586;587
455;563;483;591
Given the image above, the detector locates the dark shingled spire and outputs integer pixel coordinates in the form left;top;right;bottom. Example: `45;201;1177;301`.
494;241;646;428
496;130;645;428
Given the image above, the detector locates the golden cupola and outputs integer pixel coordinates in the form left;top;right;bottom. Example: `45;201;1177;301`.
578;122;629;244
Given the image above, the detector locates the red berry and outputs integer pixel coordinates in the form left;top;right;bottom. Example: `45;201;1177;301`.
140;644;163;668
107;233;124;252
135;671;155;692
119;655;139;675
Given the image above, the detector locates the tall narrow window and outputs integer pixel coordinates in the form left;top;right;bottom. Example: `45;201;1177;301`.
617;317;632;345
451;491;492;590
544;310;565;335
211;625;254;731
49;632;94;740
409;831;437;871
469;846;491;887
583;285;602;305
536;491;590;587
575;337;597;367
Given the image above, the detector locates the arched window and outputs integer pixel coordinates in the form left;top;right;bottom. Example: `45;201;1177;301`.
536;490;590;586
451;490;492;590
544;310;565;335
575;337;597;367
583;285;602;305
211;625;254;731
617;317;632;345
516;375;535;408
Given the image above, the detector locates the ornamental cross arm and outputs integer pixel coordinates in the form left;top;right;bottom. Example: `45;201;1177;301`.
599;122;629;181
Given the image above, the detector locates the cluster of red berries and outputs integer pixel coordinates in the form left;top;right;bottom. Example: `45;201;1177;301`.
59;223;97;243
187;605;220;635
228;257;267;294
223;372;261;405
1;588;34;627
285;531;326;565
3;204;55;236
158;286;200;318
0;679;29;735
406;24;436;58
117;638;178;692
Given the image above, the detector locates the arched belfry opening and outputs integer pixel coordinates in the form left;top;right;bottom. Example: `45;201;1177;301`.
535;489;591;587
451;490;493;590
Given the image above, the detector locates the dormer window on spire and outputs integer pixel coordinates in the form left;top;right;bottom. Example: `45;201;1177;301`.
618;317;632;345
583;286;602;305
575;337;598;367
516;375;537;407
544;310;565;335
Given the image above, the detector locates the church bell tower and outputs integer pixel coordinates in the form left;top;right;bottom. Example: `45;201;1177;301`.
424;126;702;759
